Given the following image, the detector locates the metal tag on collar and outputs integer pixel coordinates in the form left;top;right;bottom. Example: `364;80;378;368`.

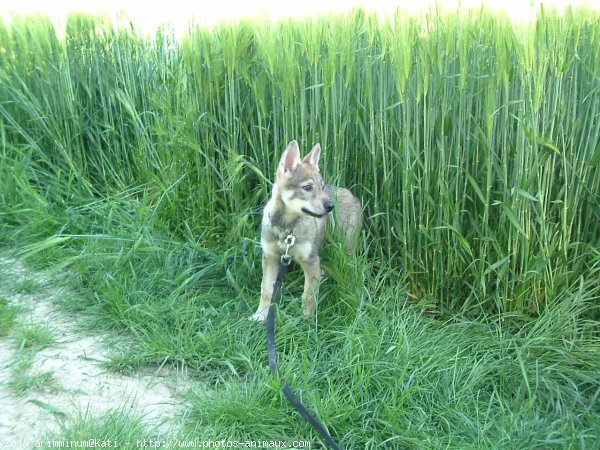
281;233;296;266
284;234;295;247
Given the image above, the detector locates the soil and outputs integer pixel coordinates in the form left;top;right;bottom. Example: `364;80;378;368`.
0;255;191;442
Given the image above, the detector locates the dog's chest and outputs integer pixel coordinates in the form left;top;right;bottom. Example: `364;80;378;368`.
261;200;327;262
262;230;314;261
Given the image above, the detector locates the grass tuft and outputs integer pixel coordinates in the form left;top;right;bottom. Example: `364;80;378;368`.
12;324;56;352
42;410;159;448
8;353;59;396
0;297;19;335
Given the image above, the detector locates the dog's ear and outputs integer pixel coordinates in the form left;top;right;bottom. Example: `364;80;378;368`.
303;143;321;170
279;140;301;176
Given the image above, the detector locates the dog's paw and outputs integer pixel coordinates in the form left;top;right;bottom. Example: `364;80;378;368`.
302;307;315;318
249;311;267;322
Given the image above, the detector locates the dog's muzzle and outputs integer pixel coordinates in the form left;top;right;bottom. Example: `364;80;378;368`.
302;201;334;218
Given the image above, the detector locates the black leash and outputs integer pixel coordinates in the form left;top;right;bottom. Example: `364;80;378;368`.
266;252;343;450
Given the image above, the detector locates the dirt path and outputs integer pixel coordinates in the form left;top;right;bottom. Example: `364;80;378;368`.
0;255;190;441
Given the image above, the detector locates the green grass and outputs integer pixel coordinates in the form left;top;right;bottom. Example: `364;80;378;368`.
8;354;58;396
103;347;152;375
12;324;56;352
41;410;159;449
0;8;598;316
0;264;59;397
185;299;600;448
0;297;19;335
10;275;44;295
6;326;59;396
0;5;599;449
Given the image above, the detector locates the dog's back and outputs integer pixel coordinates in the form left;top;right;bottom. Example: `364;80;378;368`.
326;186;362;251
252;140;361;321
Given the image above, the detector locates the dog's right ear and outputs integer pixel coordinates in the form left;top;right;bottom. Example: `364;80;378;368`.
279;140;301;176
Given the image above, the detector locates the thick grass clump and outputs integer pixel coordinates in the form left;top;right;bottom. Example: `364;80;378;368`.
41;410;159;448
0;6;599;448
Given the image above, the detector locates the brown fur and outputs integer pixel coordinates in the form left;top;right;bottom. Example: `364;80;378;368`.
250;140;362;321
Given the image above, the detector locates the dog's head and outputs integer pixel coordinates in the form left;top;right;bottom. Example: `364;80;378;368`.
274;140;334;218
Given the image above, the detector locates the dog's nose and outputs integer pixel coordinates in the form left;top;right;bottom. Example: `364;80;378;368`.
323;201;334;213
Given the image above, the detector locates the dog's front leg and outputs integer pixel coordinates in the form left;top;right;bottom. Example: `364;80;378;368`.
299;256;321;317
251;254;280;322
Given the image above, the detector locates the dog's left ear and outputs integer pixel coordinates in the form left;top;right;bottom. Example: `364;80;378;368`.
303;143;321;171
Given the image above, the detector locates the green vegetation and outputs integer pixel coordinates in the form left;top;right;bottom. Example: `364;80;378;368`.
10;275;44;295
41;410;158;448
0;297;18;335
0;7;598;448
6;323;58;396
0;267;58;396
12;323;56;351
8;354;58;396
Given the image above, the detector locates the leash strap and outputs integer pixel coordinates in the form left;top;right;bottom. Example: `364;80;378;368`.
266;262;343;450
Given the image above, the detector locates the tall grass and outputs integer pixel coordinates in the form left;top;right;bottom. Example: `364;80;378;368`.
1;9;599;315
0;7;599;448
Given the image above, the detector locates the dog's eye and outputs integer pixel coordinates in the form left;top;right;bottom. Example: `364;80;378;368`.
302;184;313;192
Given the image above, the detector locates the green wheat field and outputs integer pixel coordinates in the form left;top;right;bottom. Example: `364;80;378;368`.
0;6;599;448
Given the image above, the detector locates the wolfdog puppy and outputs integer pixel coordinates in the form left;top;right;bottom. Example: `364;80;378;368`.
251;140;361;321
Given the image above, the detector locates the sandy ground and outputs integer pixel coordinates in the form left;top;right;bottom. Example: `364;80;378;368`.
0;255;191;442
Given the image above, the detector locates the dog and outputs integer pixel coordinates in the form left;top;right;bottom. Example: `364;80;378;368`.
250;140;362;322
